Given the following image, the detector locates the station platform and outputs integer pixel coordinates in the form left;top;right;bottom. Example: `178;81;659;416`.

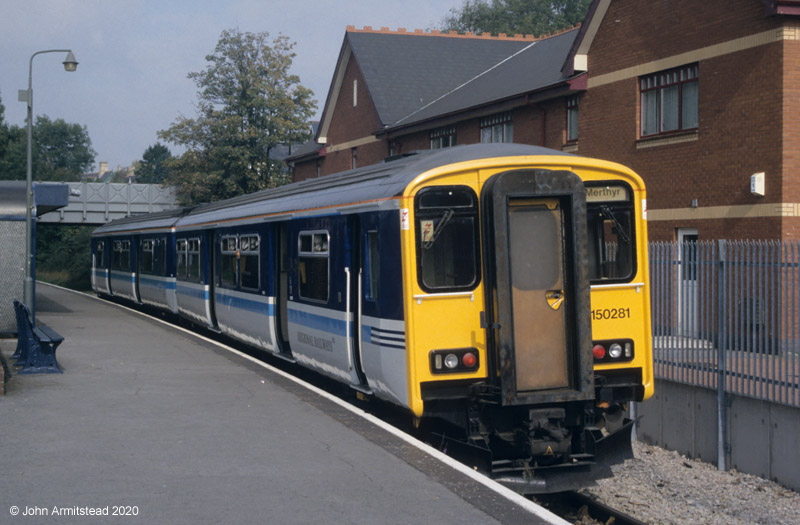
0;284;565;524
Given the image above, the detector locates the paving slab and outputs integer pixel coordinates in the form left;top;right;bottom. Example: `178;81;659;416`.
0;284;561;525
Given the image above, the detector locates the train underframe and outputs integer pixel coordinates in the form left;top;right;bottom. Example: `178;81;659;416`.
422;375;641;494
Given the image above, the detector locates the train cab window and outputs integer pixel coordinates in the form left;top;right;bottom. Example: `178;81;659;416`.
298;231;329;302
140;239;155;274
112;240;131;272
239;234;260;290
415;186;480;292
176;239;188;278
187;238;201;280
220;236;237;287
586;183;636;282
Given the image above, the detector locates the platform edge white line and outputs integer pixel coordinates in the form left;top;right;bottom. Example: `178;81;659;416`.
39;282;570;525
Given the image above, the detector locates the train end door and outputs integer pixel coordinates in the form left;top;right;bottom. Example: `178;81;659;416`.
481;169;594;406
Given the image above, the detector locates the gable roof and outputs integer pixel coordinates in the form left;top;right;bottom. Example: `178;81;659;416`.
317;28;540;142
386;28;580;133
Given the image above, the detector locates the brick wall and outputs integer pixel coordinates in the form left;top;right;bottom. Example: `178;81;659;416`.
589;0;780;75
581;0;788;241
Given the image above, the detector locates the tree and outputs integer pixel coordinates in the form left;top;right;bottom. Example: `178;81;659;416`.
159;29;317;205
136;143;172;184
0;111;95;182
440;0;591;37
31;115;96;181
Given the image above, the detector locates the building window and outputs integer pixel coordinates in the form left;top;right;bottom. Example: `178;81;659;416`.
353;79;358;107
567;95;579;142
351;147;357;169
480;112;513;143
430;125;456;149
640;64;698;137
389;141;400;157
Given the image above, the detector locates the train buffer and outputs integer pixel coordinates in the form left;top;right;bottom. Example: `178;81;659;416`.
12;299;64;374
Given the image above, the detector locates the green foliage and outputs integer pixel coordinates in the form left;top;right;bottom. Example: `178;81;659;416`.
35;224;94;291
32;115;96;181
440;0;591;37
0;103;96;182
159;29;317;206
136;143;172;184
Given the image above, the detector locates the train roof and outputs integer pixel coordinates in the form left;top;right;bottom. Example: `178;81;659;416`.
175;143;572;229
92;206;194;235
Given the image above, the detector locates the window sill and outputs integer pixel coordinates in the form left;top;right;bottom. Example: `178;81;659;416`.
636;130;698;149
562;142;579;153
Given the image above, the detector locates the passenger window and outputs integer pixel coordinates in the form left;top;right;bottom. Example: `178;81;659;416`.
157;237;167;276
176;239;188;278
112;240;131;272
140;239;154;275
366;231;379;301
298;231;329;302
96;242;106;269
586;183;636;282
415;186;480;292
239;234;260;290
219;236;237;287
187;239;201;280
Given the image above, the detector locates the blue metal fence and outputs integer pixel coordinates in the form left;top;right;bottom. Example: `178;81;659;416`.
649;240;800;409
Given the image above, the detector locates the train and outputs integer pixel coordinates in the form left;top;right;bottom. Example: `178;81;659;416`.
91;143;653;493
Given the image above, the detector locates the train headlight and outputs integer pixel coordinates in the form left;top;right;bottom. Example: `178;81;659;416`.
592;344;606;360
608;343;623;359
444;354;459;369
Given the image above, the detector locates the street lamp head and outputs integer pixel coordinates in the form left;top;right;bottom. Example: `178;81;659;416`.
62;51;78;72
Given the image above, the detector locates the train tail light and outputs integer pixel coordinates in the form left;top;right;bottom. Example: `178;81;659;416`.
430;348;480;374
592;340;634;363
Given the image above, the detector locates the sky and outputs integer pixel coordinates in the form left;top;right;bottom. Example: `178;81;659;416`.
0;0;464;172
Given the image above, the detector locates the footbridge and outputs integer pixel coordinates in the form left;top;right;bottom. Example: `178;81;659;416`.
36;181;178;225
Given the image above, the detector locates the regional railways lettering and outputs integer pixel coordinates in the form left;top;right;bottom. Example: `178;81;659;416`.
297;331;334;352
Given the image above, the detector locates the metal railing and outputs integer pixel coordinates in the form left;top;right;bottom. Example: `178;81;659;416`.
649;240;799;408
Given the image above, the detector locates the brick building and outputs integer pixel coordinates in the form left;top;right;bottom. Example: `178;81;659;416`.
288;0;800;241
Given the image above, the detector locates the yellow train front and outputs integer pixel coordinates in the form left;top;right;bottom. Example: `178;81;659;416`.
399;145;653;493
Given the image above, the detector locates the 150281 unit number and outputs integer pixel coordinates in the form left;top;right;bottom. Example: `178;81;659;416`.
592;307;631;321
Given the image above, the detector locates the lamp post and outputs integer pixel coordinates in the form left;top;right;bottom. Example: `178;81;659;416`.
19;50;78;320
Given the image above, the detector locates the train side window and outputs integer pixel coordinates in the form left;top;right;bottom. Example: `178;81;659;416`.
112;240;131;272
157;237;167;276
586;183;636;282
415;186;480;292
239;234;260;290
140;239;154;275
96;242;106;269
176;239;188;278
298;231;329;302
187;238;201;281
365;230;379;301
220;236;237;287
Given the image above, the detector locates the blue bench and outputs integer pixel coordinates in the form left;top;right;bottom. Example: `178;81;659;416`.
12;300;64;374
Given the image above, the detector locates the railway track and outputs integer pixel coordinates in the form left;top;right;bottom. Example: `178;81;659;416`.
534;491;648;525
